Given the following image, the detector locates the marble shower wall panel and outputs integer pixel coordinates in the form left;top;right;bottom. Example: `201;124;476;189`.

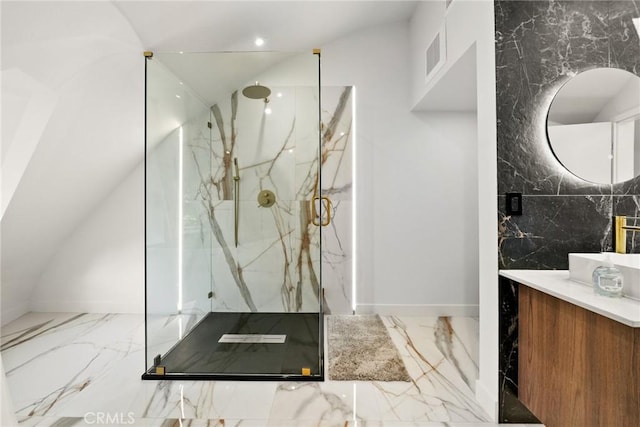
202;85;323;312
207;201;319;312
322;200;353;314
496;0;640;271
321;87;353;201
321;87;354;314
201;85;354;314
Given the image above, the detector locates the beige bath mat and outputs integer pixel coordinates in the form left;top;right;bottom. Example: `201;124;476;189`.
327;314;411;381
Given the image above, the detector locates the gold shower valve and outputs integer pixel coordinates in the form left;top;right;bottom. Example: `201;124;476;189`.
257;190;276;208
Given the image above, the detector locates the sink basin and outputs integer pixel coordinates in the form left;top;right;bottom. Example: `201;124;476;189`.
569;253;640;299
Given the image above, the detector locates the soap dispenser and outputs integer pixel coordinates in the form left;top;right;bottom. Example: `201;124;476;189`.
592;253;624;298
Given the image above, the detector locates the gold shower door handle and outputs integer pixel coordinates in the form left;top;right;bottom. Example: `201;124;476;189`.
311;196;332;226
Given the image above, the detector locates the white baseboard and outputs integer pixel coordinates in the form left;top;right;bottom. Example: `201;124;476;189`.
29;300;144;314
475;378;499;422
355;303;479;317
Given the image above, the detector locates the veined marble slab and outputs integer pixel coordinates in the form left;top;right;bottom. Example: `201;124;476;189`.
1;312;541;426
147;79;354;317
18;416;544;426
1;313;145;418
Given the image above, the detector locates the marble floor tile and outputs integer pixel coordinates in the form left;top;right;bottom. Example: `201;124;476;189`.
2;313;144;418
128;380;278;420
380;317;486;422
1;313;542;426
268;381;356;425
17;417;544;427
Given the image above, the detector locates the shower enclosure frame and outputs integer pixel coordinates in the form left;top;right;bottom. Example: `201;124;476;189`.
141;50;326;381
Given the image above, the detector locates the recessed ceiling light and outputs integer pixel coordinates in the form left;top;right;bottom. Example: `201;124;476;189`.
255;37;265;47
264;107;272;115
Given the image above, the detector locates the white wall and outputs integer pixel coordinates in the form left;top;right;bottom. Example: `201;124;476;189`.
29;163;144;314
410;0;446;108
1;1;144;325
411;0;498;419
5;10;483;321
594;74;640;122
466;2;499;421
369;111;479;314
322;19;480;315
549;122;613;183
411;0;489;110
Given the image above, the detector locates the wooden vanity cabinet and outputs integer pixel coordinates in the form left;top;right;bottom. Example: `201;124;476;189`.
518;285;640;427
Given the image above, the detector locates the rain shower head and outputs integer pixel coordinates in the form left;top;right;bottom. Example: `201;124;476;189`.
242;82;271;100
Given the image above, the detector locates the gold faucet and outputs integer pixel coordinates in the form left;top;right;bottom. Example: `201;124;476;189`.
614;216;640;253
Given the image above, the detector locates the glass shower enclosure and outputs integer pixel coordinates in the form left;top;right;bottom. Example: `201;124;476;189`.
142;51;324;380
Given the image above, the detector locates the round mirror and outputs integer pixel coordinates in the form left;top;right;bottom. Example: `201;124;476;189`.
547;68;640;184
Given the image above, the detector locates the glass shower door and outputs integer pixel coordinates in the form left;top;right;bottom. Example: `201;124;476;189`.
144;54;213;373
143;51;323;380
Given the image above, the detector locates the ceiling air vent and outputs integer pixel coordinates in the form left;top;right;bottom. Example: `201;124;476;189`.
425;26;446;83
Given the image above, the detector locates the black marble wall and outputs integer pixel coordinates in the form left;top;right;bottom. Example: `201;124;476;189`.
495;0;640;422
496;0;640;270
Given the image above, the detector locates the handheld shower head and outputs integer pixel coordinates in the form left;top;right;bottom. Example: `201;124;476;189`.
233;157;240;181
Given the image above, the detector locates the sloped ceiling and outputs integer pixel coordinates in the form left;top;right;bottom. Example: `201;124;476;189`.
114;1;418;52
1;0;145;322
1;0;417;321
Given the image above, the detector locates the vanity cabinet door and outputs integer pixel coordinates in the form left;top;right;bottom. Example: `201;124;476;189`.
519;285;640;427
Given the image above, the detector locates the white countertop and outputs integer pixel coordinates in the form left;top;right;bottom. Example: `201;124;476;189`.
500;270;640;327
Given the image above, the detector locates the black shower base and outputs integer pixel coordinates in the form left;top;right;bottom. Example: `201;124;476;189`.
142;312;323;381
